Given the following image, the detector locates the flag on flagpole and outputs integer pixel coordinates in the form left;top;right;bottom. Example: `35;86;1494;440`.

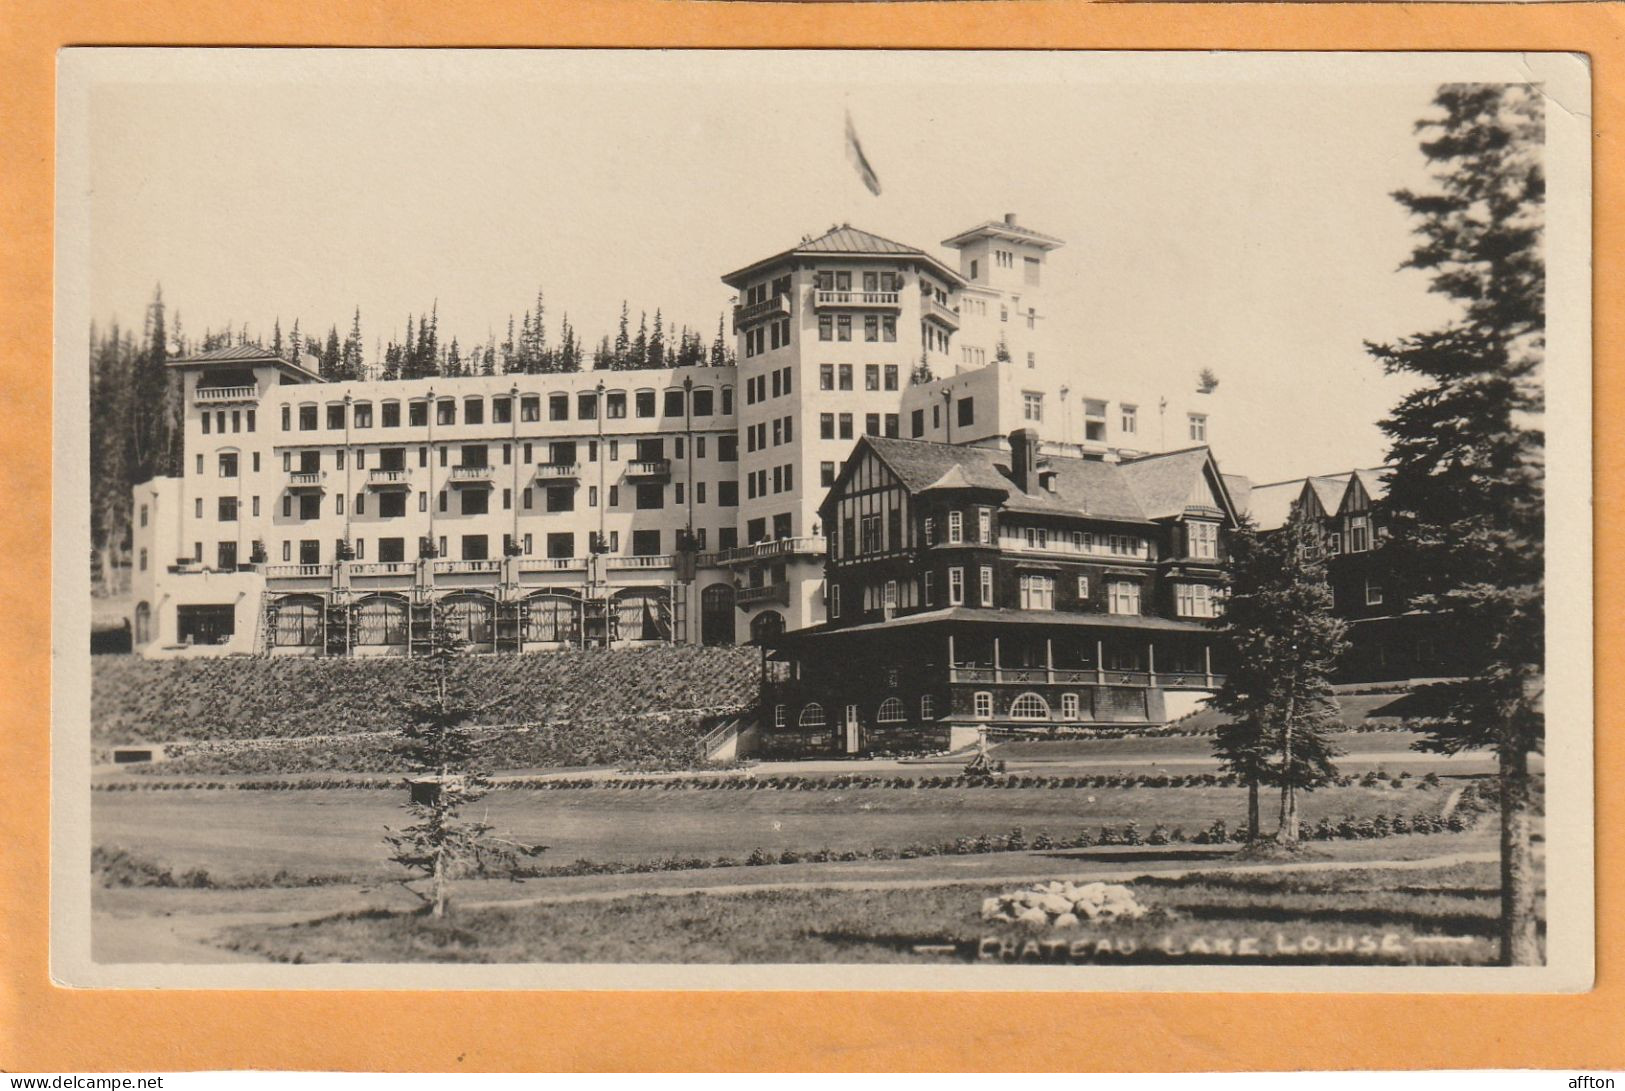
845;109;882;197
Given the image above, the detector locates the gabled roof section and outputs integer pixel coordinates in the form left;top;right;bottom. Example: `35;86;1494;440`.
721;223;965;289
1116;446;1240;524
1350;466;1391;505
1221;474;1253;519
827;434;1194;526
1306;474;1352;516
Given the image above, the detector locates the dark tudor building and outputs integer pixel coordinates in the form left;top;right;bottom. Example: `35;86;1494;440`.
761;430;1244;757
1248;468;1467;682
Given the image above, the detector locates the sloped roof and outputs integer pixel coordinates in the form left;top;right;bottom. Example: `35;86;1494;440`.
169;344;286;364
1350;467;1391;504
1245;479;1305;531
770;606;1212;646
941;218;1066;251
1115;447;1229;520
721;223;964;288
849;434;1234;527
1221;474;1253;519
1306;474;1353;516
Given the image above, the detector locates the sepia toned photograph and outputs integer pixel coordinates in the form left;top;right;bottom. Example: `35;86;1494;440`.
51;48;1593;990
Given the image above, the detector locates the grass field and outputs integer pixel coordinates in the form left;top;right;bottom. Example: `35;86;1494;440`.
217;859;1526;965
93;780;1461;884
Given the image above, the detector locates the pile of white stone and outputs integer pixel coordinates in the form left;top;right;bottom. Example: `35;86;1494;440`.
982;881;1149;929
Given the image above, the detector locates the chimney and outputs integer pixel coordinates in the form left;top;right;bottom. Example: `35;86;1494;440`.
1009;428;1038;493
1004;213;1019;227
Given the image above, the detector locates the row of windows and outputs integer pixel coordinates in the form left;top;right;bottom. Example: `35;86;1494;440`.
275;479;740;521
743;318;792;358
775;689;1101;729
819;412;899;442
245;433;738;476
998;525;1151;560
744;366;794;405
745;416;795;452
744;464;794;500
254;526;732;567
198;409;256;435
816;362;900;392
268;589;672;647
279;387;733;432
814;270;903;294
825;569;1213;618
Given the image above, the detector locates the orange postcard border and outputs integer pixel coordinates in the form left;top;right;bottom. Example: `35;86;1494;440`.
1;1;1618;1073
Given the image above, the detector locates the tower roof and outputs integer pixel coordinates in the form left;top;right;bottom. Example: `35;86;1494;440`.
721;223;964;288
941;214;1065;251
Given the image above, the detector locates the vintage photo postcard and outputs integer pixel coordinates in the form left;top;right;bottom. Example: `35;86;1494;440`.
50;47;1593;992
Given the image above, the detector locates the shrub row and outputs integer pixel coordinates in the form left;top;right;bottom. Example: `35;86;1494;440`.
93;644;760;745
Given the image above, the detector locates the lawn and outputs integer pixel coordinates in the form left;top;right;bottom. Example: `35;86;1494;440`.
94;780;1459;884
217;859;1529;965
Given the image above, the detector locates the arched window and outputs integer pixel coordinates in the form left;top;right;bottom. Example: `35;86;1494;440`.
749;610;785;644
524;591;580;643
356;593;408;645
133;602;151;645
799;703;826;728
614;588;671;642
876;697;906;723
272;593;323;646
1010;692;1051;720
443;592;495;648
700;583;736;646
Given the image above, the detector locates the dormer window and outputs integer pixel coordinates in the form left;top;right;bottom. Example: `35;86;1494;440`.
1038;470;1058;492
1348;515;1371;553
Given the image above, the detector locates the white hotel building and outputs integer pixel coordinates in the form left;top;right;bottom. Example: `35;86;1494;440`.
128;215;1225;658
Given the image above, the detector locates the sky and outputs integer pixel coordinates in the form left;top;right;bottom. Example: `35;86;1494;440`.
81;50;1484;485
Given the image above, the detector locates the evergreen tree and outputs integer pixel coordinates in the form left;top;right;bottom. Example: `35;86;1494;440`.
320;326;342;381
630;312;648;370
286;318;302;365
445;337;463;377
1365;83;1545;965
382;340;402;382
271;317;283;359
592;336;613;371
711;314;729;368
647;309;665;373
383;606;544;918
531;286;548;371
342;308;365;381
501;315;517;374
557;314;579;372
1210;511;1347;844
170;311;186;357
614;301;631;368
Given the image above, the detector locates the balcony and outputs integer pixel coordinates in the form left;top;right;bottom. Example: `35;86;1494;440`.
814;289;900;310
349;561;416;578
713;536;827;567
264;563;332;580
735;581;790;607
535;462;581;482
194;384;259;404
607;554;675;571
286;470;326;491
731;293;791;331
624;459;671;481
366;468;412;489
448;464;495;487
923;295;960;331
518;556;588;573
433;559;502;576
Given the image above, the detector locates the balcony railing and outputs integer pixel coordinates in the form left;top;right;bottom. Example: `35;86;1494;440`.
814;289;900;309
731;294;791;331
449;464;495;485
349;561;415;577
264;563;332;579
518;556;588;572
194;384;259;404
712;536;827;567
624;459;671;480
945;667;1223;690
535;462;581;481
607;554;675;570
366;468;411;488
923;295;961;330
433;559;502;575
287;471;326;489
735;582;789;607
